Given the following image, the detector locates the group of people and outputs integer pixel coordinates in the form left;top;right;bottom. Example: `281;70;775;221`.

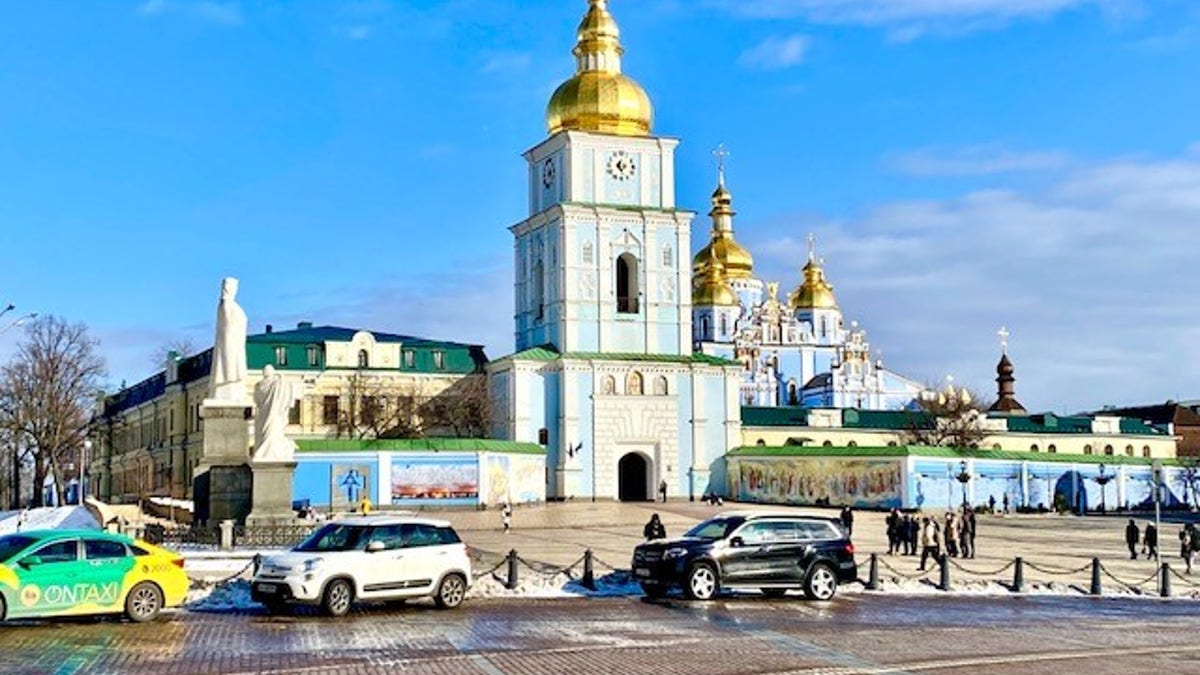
1124;519;1200;574
879;508;978;570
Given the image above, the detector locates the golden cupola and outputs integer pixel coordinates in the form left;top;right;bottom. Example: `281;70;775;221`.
692;247;738;307
692;167;755;283
789;248;839;310
546;0;654;137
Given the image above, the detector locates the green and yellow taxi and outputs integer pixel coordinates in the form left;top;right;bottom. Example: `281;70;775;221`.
0;529;189;622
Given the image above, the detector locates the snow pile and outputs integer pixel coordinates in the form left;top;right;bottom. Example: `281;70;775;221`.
467;569;644;599
149;497;194;512
186;580;256;612
0;507;99;535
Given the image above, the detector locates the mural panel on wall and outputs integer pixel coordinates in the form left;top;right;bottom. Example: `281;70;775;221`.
486;455;545;505
391;456;478;506
735;459;902;509
331;464;372;510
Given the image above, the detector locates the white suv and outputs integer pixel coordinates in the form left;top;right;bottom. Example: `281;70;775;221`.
250;515;472;616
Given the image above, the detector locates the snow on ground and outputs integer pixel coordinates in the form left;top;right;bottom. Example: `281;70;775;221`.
0;506;99;535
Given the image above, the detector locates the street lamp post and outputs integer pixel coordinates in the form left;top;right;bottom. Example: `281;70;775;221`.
955;460;971;509
81;439;92;504
0;311;38;336
1094;463;1113;514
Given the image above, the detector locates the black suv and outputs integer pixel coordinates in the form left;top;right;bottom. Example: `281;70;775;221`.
631;512;857;601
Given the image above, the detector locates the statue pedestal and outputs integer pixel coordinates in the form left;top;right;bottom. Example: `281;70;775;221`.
246;461;298;527
194;400;253;526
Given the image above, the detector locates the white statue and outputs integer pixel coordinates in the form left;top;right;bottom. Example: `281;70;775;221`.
253;365;301;463
209;277;249;403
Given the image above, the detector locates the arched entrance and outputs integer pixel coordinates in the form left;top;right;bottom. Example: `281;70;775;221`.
618;452;651;502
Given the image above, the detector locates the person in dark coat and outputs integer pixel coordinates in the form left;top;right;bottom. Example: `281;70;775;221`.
963;510;977;559
1145;523;1159;559
840;506;854;538
1125;519;1139;560
899;515;912;555
885;509;900;555
907;515;920;556
643;513;666;541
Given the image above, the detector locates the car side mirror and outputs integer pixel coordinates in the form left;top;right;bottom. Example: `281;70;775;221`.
729;537;744;548
365;541;385;553
19;555;43;568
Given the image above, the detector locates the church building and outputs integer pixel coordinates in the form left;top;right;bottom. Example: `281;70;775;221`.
488;0;743;502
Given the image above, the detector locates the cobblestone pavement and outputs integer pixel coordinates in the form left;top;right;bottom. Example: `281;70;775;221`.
2;595;1199;674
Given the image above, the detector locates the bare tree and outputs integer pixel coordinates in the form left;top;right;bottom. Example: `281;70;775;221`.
333;372;490;441
899;384;993;450
150;337;198;369
0;316;106;506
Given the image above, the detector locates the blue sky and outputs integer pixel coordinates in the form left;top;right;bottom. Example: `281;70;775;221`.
1;0;1198;412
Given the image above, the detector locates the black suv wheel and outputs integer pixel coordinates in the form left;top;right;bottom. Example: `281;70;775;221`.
803;562;838;601
684;562;718;600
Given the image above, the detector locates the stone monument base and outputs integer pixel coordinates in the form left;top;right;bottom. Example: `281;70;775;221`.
194;464;252;525
245;461;299;527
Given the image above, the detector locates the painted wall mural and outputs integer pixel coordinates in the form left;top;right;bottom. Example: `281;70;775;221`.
486;455;545;505
390;456;478;506
735;458;903;509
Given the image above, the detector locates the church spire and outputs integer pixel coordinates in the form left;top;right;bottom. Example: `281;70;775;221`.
988;327;1027;415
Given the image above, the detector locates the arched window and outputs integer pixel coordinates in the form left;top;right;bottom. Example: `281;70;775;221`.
787;382;798;406
992;444;1002;451
700;316;709;337
626;371;644;395
1125;445;1134;456
616;253;639;313
1048;444;1057;454
822;440;833;448
1104;444;1114;455
1143;445;1151;458
887;441;898;447
819;317;827;338
719;313;728;336
601;375;616;395
653;376;668;396
847;440;858;448
1030;444;1039;452
357;349;369;368
532;259;545;320
756;439;766;447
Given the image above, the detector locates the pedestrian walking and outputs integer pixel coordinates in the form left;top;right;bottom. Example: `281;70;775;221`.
918;517;940;571
907;515;919;556
899;515;912;555
943;513;959;558
840;506;854;538
501;502;512;534
658;480;668;503
988;495;996;513
963;509;977;559
1145;522;1159;559
643;513;666;541
1180;525;1195;574
1125;519;1139;560
886;509;900;555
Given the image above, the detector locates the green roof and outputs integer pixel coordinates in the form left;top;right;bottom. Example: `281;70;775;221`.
728;444;1184;466
500;344;739;367
740;406;1165;436
296;438;545;455
741;407;810;427
248;324;479;350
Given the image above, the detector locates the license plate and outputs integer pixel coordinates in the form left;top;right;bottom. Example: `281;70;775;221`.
635;567;651;578
257;583;276;593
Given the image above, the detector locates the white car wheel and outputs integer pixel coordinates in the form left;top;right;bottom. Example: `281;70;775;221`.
685;563;718;601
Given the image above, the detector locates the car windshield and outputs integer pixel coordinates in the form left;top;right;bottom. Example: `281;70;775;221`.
0;535;36;563
294;524;370;552
684;517;741;541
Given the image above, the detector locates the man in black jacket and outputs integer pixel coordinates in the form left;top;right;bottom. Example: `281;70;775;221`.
1125;519;1139;560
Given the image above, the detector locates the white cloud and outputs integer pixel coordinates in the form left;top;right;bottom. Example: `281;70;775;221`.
136;0;243;26
707;0;1137;38
890;144;1073;176
744;147;1200;411
738;35;811;69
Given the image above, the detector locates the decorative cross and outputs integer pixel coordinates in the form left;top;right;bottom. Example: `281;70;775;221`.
998;326;1010;355
712;144;729;184
807;233;817;261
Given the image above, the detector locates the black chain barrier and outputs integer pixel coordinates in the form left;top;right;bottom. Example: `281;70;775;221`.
1098;563;1160;591
1024;561;1094;577
875;555;937;581
187;559;256;587
946;558;1016;577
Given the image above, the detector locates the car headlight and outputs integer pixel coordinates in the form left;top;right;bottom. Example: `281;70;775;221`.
664;547;689;560
303;558;322;573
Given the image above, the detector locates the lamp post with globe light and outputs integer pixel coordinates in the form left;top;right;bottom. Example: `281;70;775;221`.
1094;463;1113;514
955;460;971;509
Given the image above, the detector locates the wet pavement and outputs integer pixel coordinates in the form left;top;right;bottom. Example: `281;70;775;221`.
1;594;1198;674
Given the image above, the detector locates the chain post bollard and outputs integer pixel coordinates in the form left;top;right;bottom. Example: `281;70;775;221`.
1090;558;1102;596
1012;557;1024;593
1161;563;1172;598
506;549;519;590
866;554;879;591
938;554;950;591
583;549;596;590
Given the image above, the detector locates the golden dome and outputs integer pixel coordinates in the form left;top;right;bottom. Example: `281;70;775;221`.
789;257;839;310
692;249;738;307
546;0;653;137
691;168;754;280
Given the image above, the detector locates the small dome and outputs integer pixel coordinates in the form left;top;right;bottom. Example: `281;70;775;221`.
789;258;838;310
692;250;738;307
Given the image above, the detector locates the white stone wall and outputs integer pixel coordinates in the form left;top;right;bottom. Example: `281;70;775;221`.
592;395;680;499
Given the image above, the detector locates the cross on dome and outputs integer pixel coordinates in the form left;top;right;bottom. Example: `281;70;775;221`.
998;326;1010;355
713;144;730;186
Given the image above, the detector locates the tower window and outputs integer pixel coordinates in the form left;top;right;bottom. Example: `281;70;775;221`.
616;253;639;314
719;314;728;336
533;259;545;320
357;349;370;369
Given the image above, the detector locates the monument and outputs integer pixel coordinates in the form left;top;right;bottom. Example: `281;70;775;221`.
245;365;303;525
